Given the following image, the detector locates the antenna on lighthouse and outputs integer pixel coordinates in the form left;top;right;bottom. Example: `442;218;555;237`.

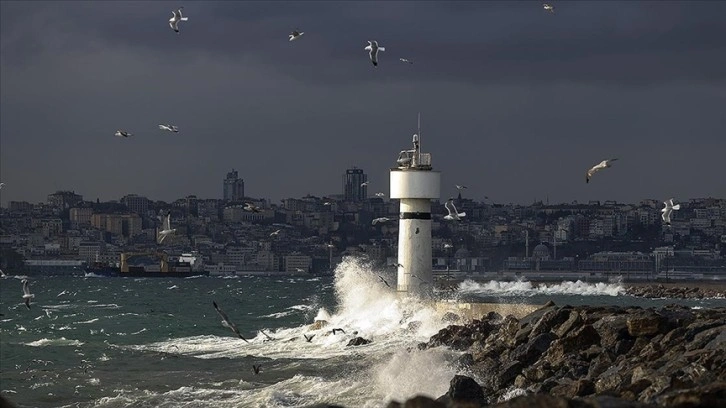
417;112;421;140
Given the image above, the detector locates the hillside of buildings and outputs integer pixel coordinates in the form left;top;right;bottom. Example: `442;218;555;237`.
1;169;725;280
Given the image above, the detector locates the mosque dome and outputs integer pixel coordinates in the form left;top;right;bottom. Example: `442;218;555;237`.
532;243;550;260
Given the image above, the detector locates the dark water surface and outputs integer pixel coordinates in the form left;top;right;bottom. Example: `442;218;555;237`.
1;268;724;408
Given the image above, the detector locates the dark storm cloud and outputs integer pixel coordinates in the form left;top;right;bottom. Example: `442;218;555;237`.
1;1;725;206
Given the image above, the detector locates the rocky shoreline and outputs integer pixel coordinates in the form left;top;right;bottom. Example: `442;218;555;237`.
624;285;725;300
390;302;725;407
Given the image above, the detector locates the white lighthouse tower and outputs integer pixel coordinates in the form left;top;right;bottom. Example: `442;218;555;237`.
390;114;441;297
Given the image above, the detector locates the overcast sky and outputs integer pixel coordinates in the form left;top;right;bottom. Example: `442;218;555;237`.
1;1;725;206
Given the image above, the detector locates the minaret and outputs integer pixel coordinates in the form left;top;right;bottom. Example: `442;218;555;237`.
390;114;441;297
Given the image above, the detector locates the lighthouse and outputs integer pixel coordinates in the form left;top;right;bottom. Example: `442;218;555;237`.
390;115;441;297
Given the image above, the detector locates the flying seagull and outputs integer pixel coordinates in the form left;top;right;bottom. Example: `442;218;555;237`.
331;328;346;335
157;212;176;244
399;58;413;64
375;192;385;197
289;29;304;41
364;40;385;67
455;185;467;190
360;181;369;187
169;7;189;33
378;275;391;288
114;130;132;138
158;124;179;132
388;262;403;268
0;182;4;190
212;301;249;342
22;279;34;310
303;334;315;342
444;198;466;221
252;364;262;375
444;243;453;249
411;273;426;282
661;198;681;225
543;3;555;13
586;159;618;183
244;203;262;213
270;229;281;237
372;217;391;225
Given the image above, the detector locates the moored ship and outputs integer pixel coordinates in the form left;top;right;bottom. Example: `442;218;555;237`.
85;252;208;278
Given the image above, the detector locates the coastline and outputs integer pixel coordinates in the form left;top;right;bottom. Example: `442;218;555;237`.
383;301;726;408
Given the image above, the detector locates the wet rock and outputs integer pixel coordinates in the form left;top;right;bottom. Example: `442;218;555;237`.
511;332;556;366
346;337;371;347
554;310;582;338
387;395;446;408
442;312;461;323
456;353;475;368
592;315;631;348
419;303;725;406
439;375;486;407
310;320;328;330
496;361;523;389
626;314;666;337
656;381;726;408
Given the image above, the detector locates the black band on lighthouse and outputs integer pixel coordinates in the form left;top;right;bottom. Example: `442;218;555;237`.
400;212;431;220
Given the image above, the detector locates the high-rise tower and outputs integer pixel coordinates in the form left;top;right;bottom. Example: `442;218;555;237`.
342;167;368;202
223;169;245;202
390;114;440;297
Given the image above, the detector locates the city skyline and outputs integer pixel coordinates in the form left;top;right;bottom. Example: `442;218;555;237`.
1;1;725;206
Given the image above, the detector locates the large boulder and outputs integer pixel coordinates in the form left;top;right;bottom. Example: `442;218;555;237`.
346;337;371;347
437;375;486;407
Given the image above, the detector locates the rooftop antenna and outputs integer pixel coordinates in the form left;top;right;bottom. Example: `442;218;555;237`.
412;112;421;167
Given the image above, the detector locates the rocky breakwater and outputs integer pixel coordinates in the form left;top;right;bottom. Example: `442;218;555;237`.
625;285;725;300
416;302;725;407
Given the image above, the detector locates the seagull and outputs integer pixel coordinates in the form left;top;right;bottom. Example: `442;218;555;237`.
372;217;391;225
331;328;346;335
378;275;391;288
158;124;179;133
0;182;4;189
0;269;6;277
389;263;403;268
399;58;413;64
289;29;304;41
456;185;467;190
270;229;281;237
586;158;618;183
303;334;315;342
375;192;385;197
360;181;369;187
543;3;555;13
212;301;249;342
169;7;189;33
244;203;262;213
114;130;132;138
444;243;453;249
661;198;681;225
323;202;332;206
21;279;34;310
252;364;262;375
411;273;426;282
444;198;466;221
364;40;385;67
157;212;176;244
295;268;306;272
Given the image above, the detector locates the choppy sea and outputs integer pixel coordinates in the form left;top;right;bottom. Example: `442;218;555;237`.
1;258;724;408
